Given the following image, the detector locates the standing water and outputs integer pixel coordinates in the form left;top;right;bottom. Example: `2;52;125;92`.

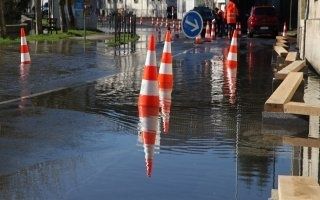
0;32;319;200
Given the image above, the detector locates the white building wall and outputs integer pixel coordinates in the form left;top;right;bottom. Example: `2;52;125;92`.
299;0;320;74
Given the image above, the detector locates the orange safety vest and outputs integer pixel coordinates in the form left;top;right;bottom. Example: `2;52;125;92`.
226;2;238;24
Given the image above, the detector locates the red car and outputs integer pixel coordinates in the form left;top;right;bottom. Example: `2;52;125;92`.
247;6;278;38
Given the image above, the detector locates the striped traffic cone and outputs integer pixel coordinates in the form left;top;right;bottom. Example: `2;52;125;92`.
175;21;180;39
156;18;159;26
140;16;142;25
20;28;31;64
158;31;173;133
211;22;216;40
282;22;287;37
138;34;159;108
195;34;202;44
165;19;168;28
205;21;211;42
226;30;238;69
138;34;159;177
160;18;164;27
225;30;238;104
171;20;175;40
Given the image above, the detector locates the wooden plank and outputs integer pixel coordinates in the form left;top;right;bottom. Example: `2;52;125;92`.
275;60;306;79
282;136;320;148
276;39;289;44
264;72;303;112
276;36;287;40
284;102;320;116
275;42;289;49
278;175;320;200
284;52;297;63
273;46;288;57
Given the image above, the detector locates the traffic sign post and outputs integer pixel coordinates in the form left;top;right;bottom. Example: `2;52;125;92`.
181;11;203;39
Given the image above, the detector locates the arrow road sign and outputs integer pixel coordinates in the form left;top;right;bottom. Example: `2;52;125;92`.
182;11;203;38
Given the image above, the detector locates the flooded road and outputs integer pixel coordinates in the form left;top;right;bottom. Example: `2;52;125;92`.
0;30;319;200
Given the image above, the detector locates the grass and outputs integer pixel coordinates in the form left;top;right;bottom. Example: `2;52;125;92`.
106;33;140;47
0;29;100;44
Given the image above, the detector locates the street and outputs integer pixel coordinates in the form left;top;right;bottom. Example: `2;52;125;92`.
0;28;318;199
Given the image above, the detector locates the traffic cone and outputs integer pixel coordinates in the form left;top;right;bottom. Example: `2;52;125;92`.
20;28;31;64
138;34;159;108
175;21;180;39
140;16;142;25
195;34;202;44
165;19;168;28
160;18;164;27
171;20;175;40
282;22;287;37
211;22;216;40
225;30;238;104
226;30;238;69
205;21;211;42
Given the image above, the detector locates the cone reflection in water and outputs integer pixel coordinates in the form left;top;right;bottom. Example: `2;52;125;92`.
282;22;287;37
19;63;31;110
139;106;158;177
20;28;31;64
158;31;173;133
138;34;159;177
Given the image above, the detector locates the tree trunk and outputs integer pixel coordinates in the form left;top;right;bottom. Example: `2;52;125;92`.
35;0;43;34
67;0;75;28
0;0;6;37
59;0;68;32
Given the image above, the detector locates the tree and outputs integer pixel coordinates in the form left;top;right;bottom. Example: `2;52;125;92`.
59;0;68;32
67;0;75;28
0;0;5;37
35;0;43;34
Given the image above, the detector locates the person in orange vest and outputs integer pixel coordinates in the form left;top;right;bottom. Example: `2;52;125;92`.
224;0;239;39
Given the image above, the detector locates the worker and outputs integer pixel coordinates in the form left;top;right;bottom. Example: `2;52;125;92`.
224;0;239;39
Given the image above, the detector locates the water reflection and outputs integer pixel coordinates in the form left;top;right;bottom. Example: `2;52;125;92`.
19;64;31;110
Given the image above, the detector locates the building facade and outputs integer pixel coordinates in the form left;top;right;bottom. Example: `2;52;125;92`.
298;0;320;74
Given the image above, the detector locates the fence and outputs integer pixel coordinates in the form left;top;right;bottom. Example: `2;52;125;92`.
98;11;137;55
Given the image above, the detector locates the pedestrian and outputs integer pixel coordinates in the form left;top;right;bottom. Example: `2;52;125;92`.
216;8;225;37
224;0;239;39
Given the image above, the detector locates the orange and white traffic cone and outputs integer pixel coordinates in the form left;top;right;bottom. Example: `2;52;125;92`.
171;20;175;40
205;21;212;42
160;18;164;27
20;28;31;64
138;34;159;177
158;31;173;133
211;22;216;40
151;17;154;26
282;22;287;37
195;34;202;44
156;18;159;27
140;16;142;25
138;34;159;108
226;30;238;69
175;21;180;39
225;30;238;104
165;19;168;28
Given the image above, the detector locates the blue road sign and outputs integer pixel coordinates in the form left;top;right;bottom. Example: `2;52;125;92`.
181;11;203;39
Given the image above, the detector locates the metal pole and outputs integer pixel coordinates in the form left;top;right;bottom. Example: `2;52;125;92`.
84;5;86;42
289;0;292;30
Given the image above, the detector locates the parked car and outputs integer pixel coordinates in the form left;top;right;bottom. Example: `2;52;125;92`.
191;6;216;37
247;6;279;38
